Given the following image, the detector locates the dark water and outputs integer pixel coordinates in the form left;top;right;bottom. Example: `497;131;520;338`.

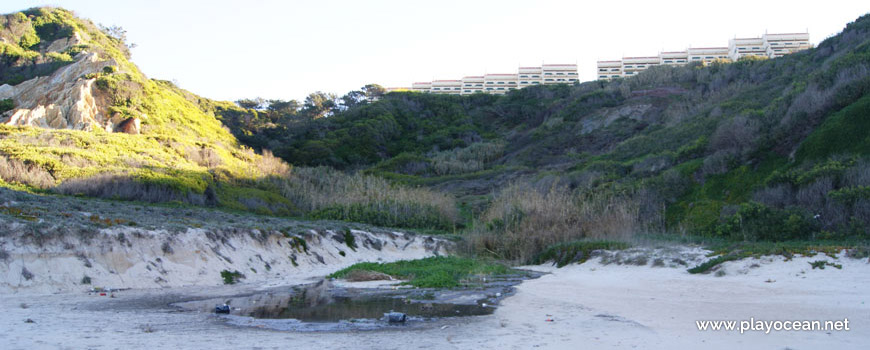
175;279;495;323
173;273;540;331
247;295;492;321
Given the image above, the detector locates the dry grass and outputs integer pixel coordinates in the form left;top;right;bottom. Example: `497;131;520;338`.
275;166;458;228
465;182;649;262
0;155;55;189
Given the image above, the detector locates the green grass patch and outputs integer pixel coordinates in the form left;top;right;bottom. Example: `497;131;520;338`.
329;256;513;288
531;240;631;267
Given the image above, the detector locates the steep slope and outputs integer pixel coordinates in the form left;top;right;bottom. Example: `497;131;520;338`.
0;7;459;231
256;13;870;259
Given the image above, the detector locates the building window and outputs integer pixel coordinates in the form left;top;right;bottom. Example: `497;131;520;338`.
626;72;633;75
520;81;528;84
544;78;554;81
486;82;493;84
454;88;460;90
497;82;505;84
692;56;700;59
532;81;540;84
476;84;482;87
677;60;686;62
638;65;645;68
486;88;493;90
556;72;564;75
532;75;540;78
545;73;553;75
625;65;633;68
497;87;504;90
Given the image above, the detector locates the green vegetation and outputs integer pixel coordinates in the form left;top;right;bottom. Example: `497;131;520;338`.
220;269;244;284
532;240;631;267
0;7;456;231
329;256;513;288
3;7;870;269
687;240;867;273
0;99;14;113
809;260;842;270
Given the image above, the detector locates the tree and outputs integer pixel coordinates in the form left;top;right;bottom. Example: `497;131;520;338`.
340;90;366;110
266;99;300;115
236;97;265;110
302;92;337;119
363;84;386;100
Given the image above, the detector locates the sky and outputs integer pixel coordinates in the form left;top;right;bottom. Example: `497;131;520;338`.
3;0;869;102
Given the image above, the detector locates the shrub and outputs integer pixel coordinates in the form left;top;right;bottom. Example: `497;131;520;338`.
0;99;14;113
532;240;631;267
0;156;56;189
220;270;244;284
709;202;816;241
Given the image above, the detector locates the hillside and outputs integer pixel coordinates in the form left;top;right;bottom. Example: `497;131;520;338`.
241;14;870;261
0;7;456;230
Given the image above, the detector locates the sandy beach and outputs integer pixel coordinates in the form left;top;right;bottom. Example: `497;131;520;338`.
2;248;867;350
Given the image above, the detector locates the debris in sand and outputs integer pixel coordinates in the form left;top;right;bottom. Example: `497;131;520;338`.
215;304;231;314
385;312;407;323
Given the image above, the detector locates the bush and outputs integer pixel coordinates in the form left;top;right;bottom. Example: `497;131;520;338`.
220;270;244;284
709;202;817;241
0;99;14;113
532;240;631;267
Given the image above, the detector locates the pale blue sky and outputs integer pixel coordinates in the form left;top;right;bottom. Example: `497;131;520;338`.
4;0;869;102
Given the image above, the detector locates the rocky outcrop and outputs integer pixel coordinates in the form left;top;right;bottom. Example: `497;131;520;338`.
44;32;84;53
115;116;140;135
0;51;114;131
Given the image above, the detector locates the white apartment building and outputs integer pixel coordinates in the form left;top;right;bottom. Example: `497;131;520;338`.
518;67;543;88
412;81;432;93
688;47;730;63
597;60;622;80
403;63;577;96
431;80;462;95
484;74;519;94
763;32;811;58
660;51;688;65
728;37;767;61
542;64;579;84
597;31;810;80
461;76;485;95
622;57;661;77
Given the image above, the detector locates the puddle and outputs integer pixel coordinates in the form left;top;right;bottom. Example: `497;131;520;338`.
174;272;541;331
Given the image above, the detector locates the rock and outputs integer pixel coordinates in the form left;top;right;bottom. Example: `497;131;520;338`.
45;32;85;53
1;52;115;131
115;117;140;135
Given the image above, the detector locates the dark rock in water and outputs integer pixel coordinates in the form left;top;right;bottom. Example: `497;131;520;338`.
215;304;230;314
385;312;406;323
